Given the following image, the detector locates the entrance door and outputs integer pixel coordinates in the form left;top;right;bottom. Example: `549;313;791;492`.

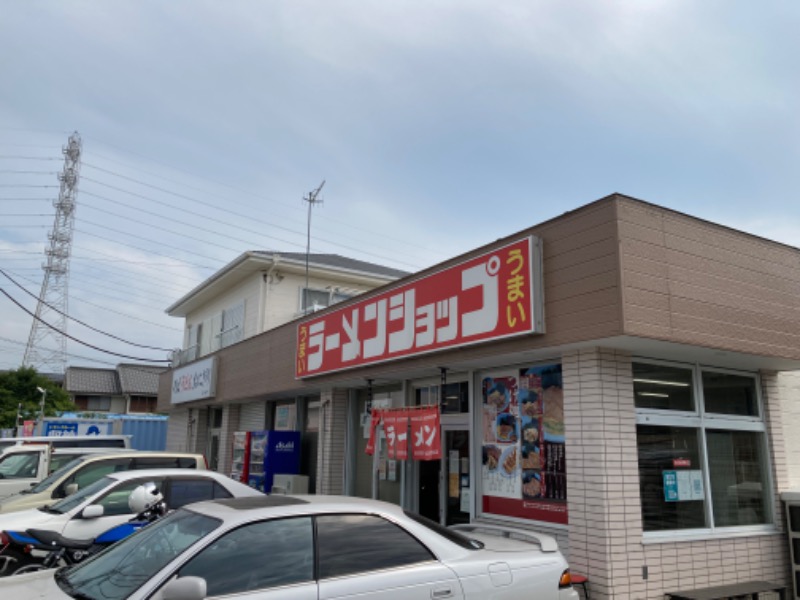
417;426;471;526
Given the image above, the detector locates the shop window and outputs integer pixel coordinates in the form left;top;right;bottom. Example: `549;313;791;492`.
415;381;469;414
633;362;694;412
702;371;759;417
635;361;771;533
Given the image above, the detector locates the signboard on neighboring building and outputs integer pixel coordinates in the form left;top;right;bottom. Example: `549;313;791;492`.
44;421;113;436
171;356;218;404
296;236;543;377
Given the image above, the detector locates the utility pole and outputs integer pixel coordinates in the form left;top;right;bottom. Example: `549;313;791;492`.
23;132;82;372
302;180;325;313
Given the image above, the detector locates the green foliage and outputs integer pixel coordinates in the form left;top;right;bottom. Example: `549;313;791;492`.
0;367;76;430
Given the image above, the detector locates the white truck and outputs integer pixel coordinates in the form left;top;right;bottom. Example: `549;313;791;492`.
0;444;125;501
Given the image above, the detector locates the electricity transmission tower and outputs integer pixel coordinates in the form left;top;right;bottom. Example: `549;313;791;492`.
22;132;82;373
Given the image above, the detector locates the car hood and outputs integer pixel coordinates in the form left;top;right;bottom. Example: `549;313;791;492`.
0;568;69;599
0;493;47;514
0;507;62;533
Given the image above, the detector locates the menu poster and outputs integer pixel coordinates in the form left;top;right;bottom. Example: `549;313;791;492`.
481;364;567;525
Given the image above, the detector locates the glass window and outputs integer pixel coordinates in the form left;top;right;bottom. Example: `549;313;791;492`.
635;361;771;533
62;509;221;600
317;514;434;579
0;452;39;479
415;382;469;414
633;362;694;411
167;479;232;509
706;430;768;526
637;425;705;531
133;456;197;470
58;458;132;497
49;477;115;514
179;517;314;595
702;371;759;417
302;288;330;311
98;479;163;516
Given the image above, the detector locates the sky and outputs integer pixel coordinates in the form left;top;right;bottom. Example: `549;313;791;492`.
1;1;798;372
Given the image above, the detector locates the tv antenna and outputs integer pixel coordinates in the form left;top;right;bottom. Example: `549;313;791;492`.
302;180;325;313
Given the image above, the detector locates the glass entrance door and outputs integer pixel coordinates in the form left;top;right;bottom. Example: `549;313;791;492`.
417;427;471;526
443;429;471;526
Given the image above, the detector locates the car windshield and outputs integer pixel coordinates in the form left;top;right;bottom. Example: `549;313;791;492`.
45;476;114;514
0;452;38;479
27;456;86;494
60;508;221;600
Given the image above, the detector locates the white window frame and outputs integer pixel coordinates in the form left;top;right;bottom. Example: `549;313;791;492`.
635;358;776;542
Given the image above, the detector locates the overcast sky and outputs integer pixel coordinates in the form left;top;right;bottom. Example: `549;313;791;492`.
1;1;798;371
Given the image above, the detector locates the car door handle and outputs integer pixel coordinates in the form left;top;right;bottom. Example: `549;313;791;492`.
431;587;453;599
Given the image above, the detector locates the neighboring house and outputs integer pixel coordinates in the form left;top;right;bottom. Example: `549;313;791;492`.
64;364;166;414
166;251;409;367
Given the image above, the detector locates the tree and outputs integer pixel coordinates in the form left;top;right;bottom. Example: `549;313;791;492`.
0;367;75;430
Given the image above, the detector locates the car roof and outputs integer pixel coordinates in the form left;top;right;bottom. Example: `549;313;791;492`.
185;494;407;524
105;469;230;482
77;451;205;462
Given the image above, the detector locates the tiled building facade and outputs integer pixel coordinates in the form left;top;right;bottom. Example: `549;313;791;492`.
160;194;800;599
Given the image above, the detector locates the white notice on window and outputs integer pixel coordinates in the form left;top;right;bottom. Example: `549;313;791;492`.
689;470;704;500
676;471;692;501
676;470;704;501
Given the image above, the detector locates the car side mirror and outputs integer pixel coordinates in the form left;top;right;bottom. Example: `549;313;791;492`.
65;483;79;496
82;504;104;519
162;577;207;600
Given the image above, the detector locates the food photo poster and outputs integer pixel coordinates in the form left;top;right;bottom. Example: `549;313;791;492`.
481;364;567;524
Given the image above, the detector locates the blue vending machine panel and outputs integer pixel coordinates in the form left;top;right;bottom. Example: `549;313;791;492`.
262;430;301;493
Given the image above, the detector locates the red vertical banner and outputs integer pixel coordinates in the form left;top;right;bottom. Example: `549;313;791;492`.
383;411;398;459
410;406;441;461
365;411;382;456
394;410;409;460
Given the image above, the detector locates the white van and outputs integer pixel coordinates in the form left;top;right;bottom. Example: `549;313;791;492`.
0;435;131;453
0;445;128;500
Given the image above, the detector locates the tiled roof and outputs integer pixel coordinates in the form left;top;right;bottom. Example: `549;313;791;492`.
64;364;166;396
64;367;121;395
116;364;166;395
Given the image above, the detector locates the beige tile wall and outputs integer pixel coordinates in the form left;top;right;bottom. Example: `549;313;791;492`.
316;388;348;495
564;348;792;599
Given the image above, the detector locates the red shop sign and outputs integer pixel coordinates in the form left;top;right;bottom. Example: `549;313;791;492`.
296;236;543;377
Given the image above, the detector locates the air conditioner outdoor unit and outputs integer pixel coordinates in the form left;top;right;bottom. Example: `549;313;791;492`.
271;474;309;495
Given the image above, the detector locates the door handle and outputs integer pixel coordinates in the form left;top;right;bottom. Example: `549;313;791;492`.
431;587;453;599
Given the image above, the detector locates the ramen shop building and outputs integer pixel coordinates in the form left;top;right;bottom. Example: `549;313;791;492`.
160;194;800;599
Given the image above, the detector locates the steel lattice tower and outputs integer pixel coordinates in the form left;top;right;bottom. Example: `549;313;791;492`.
22;132;82;372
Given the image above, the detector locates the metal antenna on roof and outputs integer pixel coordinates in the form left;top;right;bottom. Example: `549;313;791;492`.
302;180;325;314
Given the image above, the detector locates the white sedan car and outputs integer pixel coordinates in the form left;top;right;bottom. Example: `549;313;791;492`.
4;495;579;600
0;469;262;575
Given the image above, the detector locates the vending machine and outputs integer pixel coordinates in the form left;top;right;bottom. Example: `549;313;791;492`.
230;431;249;482
247;430;301;492
231;430;269;483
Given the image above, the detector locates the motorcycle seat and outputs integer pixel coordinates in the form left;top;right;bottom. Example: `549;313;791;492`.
26;529;95;550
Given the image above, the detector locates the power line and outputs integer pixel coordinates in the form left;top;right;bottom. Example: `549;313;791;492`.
4;269;182;332
1;288;170;362
1;267;174;351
